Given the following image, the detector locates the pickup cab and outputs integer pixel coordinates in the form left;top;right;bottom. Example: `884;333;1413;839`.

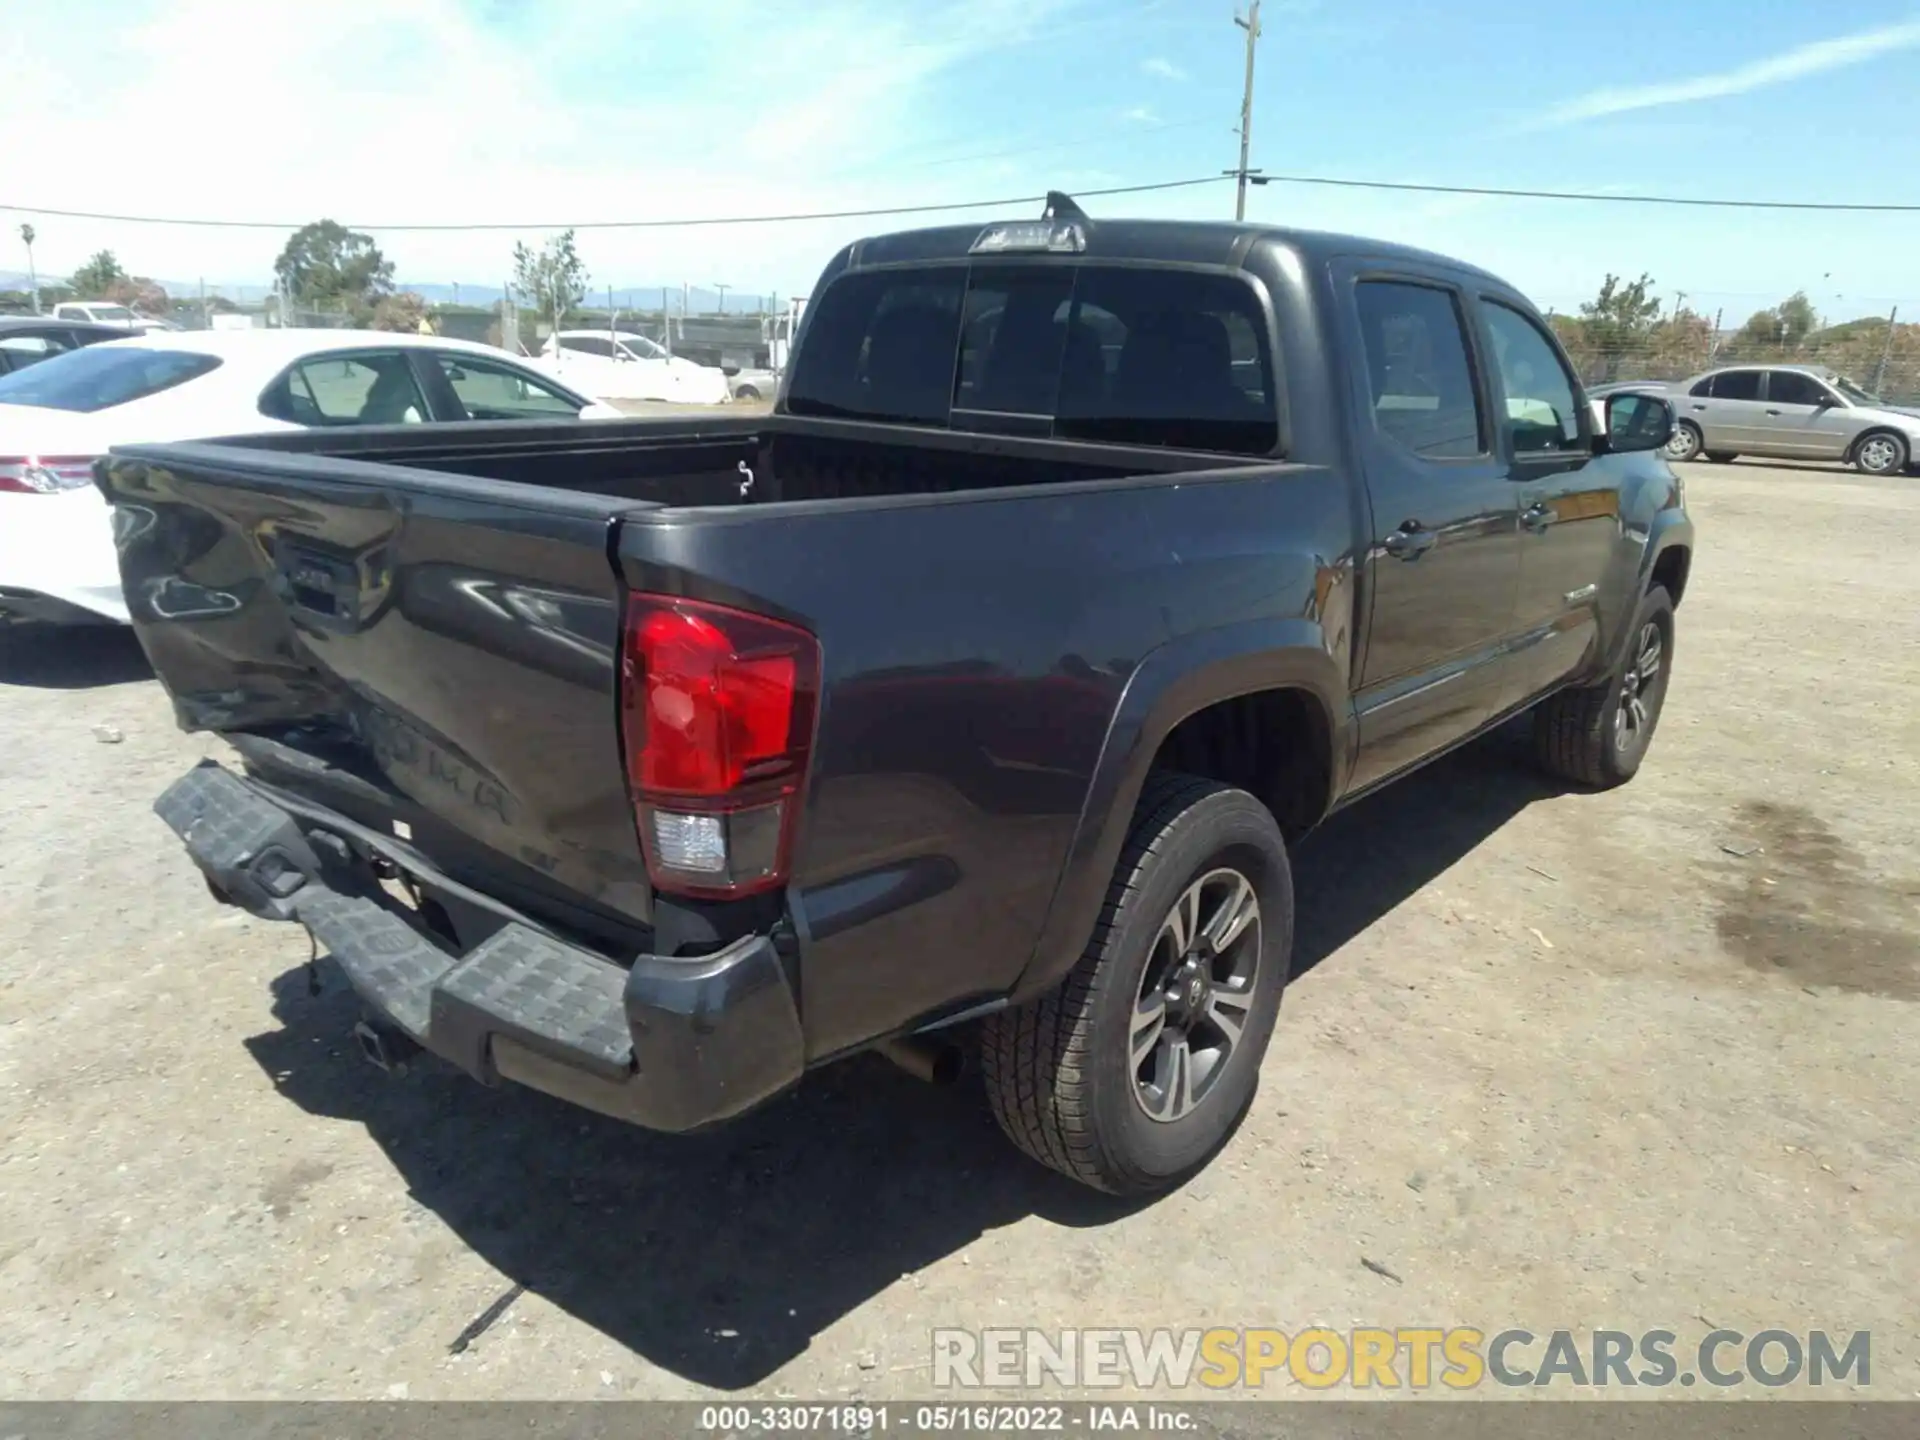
103;196;1693;1195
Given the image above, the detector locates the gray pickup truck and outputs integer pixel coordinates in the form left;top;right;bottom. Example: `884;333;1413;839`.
104;196;1693;1195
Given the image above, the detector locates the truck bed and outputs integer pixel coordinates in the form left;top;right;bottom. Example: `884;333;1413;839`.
210;412;1262;507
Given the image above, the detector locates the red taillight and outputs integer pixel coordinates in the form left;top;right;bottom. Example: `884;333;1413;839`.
620;594;820;898
0;456;101;494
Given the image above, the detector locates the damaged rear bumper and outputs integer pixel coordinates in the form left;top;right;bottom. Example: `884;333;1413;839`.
154;761;804;1132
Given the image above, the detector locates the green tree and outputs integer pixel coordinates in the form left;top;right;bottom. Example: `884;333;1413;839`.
511;230;589;341
1727;290;1821;358
106;276;170;315
1576;273;1663;382
274;220;394;323
70;250;130;298
371;291;431;332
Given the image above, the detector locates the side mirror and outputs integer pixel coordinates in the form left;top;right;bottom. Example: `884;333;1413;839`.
1816;393;1842;409
1601;392;1675;454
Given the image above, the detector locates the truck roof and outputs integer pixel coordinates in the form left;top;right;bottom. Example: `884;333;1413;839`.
842;212;1508;288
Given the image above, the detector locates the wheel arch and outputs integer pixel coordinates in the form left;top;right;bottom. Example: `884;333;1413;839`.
1010;620;1349;1003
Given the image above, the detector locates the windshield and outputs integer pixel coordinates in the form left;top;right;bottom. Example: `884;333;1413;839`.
1831;374;1882;406
619;336;667;360
0;346;222;412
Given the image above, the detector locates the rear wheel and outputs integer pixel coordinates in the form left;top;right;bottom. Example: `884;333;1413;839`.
982;773;1292;1195
1853;431;1909;477
1664;421;1702;462
1532;585;1675;788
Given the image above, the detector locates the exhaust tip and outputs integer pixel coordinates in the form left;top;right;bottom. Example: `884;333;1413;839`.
876;1035;965;1087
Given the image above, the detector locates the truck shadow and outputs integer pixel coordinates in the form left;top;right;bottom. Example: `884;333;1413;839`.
0;622;152;689
1289;717;1568;978
245;983;1137;1390
241;720;1567;1389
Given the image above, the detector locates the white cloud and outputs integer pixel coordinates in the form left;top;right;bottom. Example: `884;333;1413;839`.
1534;17;1920;128
1124;106;1162;124
0;0;1083;297
1141;56;1188;81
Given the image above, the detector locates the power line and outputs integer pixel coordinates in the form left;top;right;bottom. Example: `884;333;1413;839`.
0;176;1229;233
1251;173;1920;213
8;170;1920;236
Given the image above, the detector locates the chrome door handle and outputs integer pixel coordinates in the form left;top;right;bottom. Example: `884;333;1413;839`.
1521;503;1556;533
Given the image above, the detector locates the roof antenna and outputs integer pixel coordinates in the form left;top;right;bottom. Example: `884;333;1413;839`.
1042;191;1089;222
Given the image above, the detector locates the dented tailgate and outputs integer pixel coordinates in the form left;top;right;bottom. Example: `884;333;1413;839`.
99;439;657;930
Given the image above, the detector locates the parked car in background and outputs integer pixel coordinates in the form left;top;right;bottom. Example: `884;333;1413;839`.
1612;365;1919;474
726;366;779;401
0;317;134;377
49;301;176;333
535;330;732;405
0;329;617;627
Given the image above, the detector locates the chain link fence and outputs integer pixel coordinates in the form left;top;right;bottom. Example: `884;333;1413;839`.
1550;314;1920;405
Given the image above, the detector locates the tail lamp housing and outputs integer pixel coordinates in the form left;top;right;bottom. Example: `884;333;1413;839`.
619;593;820;899
0;456;101;494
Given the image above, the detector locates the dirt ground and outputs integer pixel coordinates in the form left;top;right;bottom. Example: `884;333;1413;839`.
1;460;1915;1403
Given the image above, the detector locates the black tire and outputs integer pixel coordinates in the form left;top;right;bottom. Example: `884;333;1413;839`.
734;385;761;401
1703;452;1737;463
1532;585;1675;788
981;773;1292;1195
1851;430;1909;477
1663;421;1702;462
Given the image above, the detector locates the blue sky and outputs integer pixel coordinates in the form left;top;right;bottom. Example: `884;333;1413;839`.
6;0;1920;324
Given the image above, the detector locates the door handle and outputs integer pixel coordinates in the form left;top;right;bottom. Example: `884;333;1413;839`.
1382;522;1437;560
1765;408;1782;415
1521;502;1557;533
1689;403;1707;411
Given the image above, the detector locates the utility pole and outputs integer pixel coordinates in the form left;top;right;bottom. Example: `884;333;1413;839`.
714;282;731;315
1230;1;1262;221
1708;307;1723;363
1872;305;1899;395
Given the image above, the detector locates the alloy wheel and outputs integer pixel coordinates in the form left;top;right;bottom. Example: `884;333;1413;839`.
1130;867;1262;1123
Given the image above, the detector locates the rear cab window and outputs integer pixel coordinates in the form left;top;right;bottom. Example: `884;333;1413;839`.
787;262;1278;454
0;346;220;413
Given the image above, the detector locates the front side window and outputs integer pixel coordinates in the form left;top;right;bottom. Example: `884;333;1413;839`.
1482;301;1582;453
1767;370;1831;407
1354;281;1485;459
619;336;668;361
787;262;1276;453
0;346;221;412
436;353;583;419
559;336;615;359
263;353;428;425
1832;374;1880;405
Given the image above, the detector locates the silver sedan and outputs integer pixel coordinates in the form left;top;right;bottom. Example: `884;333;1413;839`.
1597;366;1920;475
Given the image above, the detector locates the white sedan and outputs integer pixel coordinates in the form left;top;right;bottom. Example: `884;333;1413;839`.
535;330;731;405
0;328;618;627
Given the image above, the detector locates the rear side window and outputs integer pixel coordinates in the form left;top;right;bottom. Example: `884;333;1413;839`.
261;353;429;426
1354;281;1485;459
787;263;1277;454
0;346;220;413
1710;370;1761;401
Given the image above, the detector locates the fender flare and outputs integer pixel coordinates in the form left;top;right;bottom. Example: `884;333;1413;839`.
1010;618;1350;1002
1603;508;1694;674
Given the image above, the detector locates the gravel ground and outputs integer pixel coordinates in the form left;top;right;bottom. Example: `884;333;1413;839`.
1;460;1915;1403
